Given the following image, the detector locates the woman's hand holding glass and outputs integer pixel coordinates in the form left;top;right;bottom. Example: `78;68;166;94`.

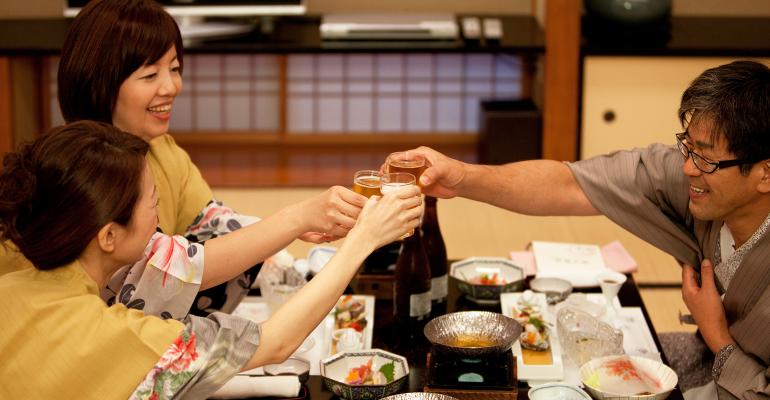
349;184;422;250
296;186;368;243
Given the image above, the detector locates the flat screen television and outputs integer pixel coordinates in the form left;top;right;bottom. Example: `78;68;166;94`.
64;0;305;39
65;0;305;17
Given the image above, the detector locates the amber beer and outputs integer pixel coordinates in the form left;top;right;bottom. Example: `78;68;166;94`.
386;152;426;181
353;170;382;198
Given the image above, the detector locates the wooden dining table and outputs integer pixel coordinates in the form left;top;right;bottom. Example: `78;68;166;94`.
248;273;685;400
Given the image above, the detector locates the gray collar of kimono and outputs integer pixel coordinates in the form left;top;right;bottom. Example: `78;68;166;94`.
714;211;770;292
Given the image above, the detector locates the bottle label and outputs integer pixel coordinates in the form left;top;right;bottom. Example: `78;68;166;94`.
409;291;431;319
431;275;448;301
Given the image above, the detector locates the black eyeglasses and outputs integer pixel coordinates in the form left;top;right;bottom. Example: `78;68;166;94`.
675;132;757;174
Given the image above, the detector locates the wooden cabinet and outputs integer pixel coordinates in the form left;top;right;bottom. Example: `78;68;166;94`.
580;56;742;159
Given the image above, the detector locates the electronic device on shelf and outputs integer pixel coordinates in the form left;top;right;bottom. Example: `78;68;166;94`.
320;13;458;41
63;0;306;40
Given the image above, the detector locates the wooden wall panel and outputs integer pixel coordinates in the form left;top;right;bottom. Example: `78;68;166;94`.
542;0;580;161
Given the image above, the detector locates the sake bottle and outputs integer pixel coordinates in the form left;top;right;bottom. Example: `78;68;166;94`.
393;227;432;328
422;196;448;315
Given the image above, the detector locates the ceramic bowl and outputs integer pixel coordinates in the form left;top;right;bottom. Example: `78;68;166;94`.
529;277;573;304
263;357;310;384
423;311;522;358
528;382;592;400
449;257;525;304
579;355;678;400
320;349;409;400
382;394;458;400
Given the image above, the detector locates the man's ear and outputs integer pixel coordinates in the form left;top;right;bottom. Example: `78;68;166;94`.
97;222;118;253
759;161;770;194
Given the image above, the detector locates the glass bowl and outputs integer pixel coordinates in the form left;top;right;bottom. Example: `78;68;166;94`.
556;307;623;366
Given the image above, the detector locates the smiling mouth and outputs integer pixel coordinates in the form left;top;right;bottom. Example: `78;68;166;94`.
148;104;171;113
690;185;709;194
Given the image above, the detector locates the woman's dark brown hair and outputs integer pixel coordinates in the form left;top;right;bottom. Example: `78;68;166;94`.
0;121;149;270
58;0;183;124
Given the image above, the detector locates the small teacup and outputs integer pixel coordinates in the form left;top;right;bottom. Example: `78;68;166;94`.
332;328;363;354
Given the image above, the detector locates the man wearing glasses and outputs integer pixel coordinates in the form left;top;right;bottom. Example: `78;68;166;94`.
404;60;770;400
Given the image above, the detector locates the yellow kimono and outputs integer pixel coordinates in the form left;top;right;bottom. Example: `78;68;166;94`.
0;261;184;399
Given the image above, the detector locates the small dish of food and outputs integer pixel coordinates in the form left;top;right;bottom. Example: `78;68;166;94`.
326;295;374;356
423;311;521;358
382;393;458;400
320;349;409;400
528;382;591;400
529;277;573;304
449;257;525;304
501;291;565;381
579;355;678;400
263;357;311;384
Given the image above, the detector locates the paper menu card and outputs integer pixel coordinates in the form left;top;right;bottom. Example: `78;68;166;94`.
531;241;611;288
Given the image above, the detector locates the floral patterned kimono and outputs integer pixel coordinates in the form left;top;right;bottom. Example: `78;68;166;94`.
0;261;261;400
101;200;261;320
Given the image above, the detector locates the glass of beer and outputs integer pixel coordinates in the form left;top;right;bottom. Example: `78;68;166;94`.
386;151;426;182
353;170;382;198
381;172;417;238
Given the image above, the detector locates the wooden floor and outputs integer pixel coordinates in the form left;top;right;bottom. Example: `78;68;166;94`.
214;187;696;334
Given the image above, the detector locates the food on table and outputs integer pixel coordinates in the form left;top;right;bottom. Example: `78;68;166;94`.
344;357;396;385
334;295;367;332
448;334;495;348
470;272;507;285
512;298;550;351
584;355;665;396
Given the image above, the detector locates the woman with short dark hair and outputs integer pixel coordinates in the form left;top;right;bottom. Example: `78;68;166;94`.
0;121;421;399
0;0;369;318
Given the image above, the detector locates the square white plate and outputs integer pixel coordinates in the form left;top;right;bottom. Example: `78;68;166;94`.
500;292;564;381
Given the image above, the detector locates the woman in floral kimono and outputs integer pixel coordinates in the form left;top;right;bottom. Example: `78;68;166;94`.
0;0;370;318
0;121;421;399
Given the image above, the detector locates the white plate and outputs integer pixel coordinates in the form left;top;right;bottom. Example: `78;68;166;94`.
233;295;375;375
501;292;564;381
324;295;375;356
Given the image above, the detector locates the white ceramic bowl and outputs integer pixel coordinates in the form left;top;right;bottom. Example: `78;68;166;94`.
579;355;678;400
321;349;409;400
529;277;573;304
449;257;525;304
528;382;592;400
263;357;310;384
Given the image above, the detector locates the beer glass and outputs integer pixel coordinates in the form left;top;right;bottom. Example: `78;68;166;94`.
386;151;426;182
381;172;417;238
353;170;382;198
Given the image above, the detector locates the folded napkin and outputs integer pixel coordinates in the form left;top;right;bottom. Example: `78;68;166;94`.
510;240;638;278
210;375;301;399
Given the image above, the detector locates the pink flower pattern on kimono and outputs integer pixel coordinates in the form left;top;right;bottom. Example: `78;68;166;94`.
130;331;201;400
147;234;199;287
